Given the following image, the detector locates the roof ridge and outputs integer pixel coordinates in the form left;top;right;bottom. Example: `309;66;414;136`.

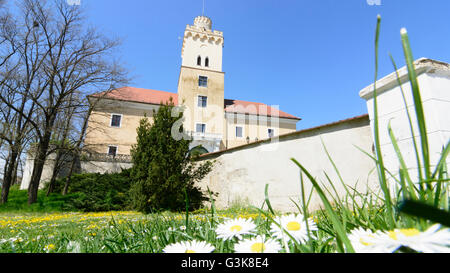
95;86;300;120
119;86;177;94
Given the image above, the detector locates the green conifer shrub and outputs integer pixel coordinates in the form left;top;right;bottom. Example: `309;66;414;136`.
42;170;132;212
129;98;213;213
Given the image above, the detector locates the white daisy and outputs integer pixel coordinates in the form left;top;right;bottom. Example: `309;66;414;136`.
347;227;395;253
67;241;81;253
215;218;257;240
163;240;215;253
376;224;450;253
270;214;317;244
234;235;282;253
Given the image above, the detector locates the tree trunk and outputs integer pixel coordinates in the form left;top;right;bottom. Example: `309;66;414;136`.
11;158;19;186
63;106;93;196
46;173;57;196
46;149;63;196
46;168;57;196
2;153;9;183
62;158;76;195
27;133;52;204
0;145;19;204
49;103;74;196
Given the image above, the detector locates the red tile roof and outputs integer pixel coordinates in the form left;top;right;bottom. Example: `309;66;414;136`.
91;87;300;120
92;87;178;105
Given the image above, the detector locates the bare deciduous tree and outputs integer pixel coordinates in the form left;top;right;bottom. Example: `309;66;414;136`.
61;94;105;195
0;0;128;204
0;1;40;204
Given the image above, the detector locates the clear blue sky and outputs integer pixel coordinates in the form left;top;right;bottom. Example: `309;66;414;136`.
81;0;449;130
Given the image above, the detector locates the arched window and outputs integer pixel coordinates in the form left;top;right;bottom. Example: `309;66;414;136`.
197;56;201;66
205;57;209;67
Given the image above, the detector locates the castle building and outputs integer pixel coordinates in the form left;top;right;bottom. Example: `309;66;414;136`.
84;16;300;156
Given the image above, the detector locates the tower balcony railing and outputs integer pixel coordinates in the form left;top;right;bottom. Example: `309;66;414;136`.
188;131;223;141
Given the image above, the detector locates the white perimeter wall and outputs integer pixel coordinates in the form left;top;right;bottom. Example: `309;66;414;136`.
20;157;132;190
360;59;450;187
196;116;379;212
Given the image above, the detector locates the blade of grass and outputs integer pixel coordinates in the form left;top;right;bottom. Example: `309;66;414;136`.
184;187;189;230
399;199;450;227
442;163;449;211
322;172;343;208
372;15;396;228
354;144;405;187
389;53;424;184
400;28;431;184
291;158;354;253
398;168;408;200
299;170;314;249
321;138;354;200
264;184;275;216
431;142;450;180
207;187;216;226
387;121;418;200
322;139;370;222
434;164;443;208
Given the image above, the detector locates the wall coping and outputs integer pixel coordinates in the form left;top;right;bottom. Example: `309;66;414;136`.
359;58;450;100
197;114;369;160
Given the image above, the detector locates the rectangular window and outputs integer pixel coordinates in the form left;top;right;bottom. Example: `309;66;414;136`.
108;146;118;156
198;95;208;108
268;128;275;138
196;123;206;134
198;76;208;87
236;126;243;138
110;114;122;127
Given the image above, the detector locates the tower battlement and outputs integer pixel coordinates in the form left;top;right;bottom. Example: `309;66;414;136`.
181;16;224;71
194;15;212;30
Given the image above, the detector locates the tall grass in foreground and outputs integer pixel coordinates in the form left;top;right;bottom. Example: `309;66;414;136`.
288;15;449;252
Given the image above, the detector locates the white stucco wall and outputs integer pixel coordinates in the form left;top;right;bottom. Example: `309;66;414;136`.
196;116;378;212
360;58;450;184
20;151;59;190
20;154;34;190
20;153;132;190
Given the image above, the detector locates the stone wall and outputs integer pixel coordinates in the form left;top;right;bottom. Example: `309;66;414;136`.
195;115;378;212
360;58;450;187
20;152;132;190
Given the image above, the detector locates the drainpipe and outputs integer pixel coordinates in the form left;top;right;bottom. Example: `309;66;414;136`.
225;113;228;149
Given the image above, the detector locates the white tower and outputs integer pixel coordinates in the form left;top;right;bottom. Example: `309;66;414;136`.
181;16;224;72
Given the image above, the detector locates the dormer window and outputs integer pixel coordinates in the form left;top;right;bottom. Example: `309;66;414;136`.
197;56;201;66
205;57;209;67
